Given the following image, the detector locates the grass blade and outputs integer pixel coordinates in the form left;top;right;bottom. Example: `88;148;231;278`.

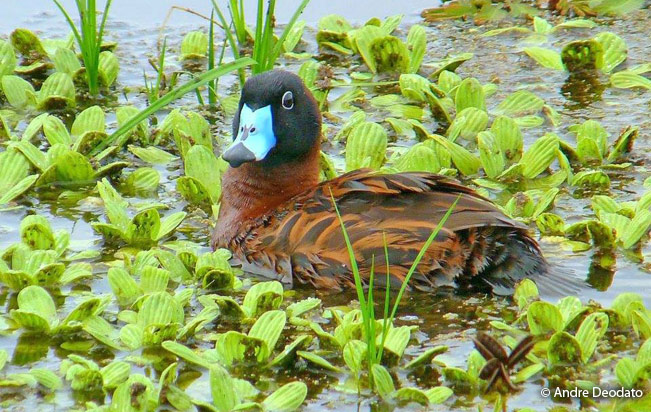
91;57;254;155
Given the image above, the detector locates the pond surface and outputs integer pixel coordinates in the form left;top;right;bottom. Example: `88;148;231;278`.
0;1;649;411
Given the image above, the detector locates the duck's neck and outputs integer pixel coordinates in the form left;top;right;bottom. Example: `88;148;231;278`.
213;145;320;248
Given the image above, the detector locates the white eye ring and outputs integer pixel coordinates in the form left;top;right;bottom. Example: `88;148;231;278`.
281;91;294;110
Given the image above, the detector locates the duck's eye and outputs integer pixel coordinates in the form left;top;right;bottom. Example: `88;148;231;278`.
281;91;294;110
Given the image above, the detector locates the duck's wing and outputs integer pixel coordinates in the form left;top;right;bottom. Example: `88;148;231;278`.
236;170;553;294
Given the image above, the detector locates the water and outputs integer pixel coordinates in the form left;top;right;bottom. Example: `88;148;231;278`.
0;1;649;410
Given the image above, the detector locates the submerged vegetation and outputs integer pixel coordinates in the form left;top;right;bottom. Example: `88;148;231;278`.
0;0;649;410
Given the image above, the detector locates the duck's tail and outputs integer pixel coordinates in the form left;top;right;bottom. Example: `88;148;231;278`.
476;230;586;297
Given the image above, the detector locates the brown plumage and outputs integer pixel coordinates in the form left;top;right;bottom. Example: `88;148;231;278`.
212;70;568;295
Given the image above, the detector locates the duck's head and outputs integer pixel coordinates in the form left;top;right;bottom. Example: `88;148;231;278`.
222;70;321;168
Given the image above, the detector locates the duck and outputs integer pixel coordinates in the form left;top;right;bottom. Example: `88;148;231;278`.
212;70;570;295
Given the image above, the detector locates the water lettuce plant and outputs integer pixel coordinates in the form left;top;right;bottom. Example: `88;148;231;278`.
91;179;186;247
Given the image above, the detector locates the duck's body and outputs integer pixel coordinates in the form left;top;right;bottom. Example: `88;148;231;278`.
212;70;557;295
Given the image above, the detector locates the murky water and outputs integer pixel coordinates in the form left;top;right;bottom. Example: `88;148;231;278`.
0;1;649;410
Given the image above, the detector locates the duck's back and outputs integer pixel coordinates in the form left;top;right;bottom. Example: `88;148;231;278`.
219;170;557;295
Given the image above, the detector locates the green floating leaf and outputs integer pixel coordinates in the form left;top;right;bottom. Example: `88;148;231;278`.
20;214;55;250
297;351;341;372
180;31;208;60
178;144;226;206
407;25;426;73
519;133;559;179
129;145;177;165
38;72;75;110
455;77;485;112
394;143;441;174
0;39;17;76
429;134;480;176
44;115;72;146
261;381;308;412
345;121;387;171
210;365;240;412
610;71;651;90
447;107;488;141
491;115;523;162
10;28;47;59
343;340;367;374
575;312;609;363
561;39;603;72
10;285;58;332
394;387;430;406
371;364;395;400
53;47;81;75
523;47;565;71
496;90;544;116
98;51;119;87
595;32;627;73
478;131;505;179
548;331;582;365
124;167;160;194
1;75;36;109
242;281;284;318
527;301;563;335
248;310;286;361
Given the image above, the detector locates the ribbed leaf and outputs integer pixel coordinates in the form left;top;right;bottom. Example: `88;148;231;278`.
129;145;177;165
595;32;627;73
407;25;426;73
137;292;184;328
98;51;119;87
163;341;215;369
380;326;411;361
262;381;308;412
478;131;505;179
429;134;480;176
248;310;286;360
100;361;130;389
38;72;75;109
125;167;160;194
523;47;565;71
53;47;81;75
242;281;284;317
455;78;485;112
72;105;105;136
210;365;239;412
496;90;544;116
1;75;35;108
527;301;564;335
30;368;62;390
575;312;609;363
519;133;559;178
180;31;208;60
343;340;367;374
353;25;384;74
155;211;187;241
394;143;441;173
425;386;453;404
297;351;341;371
548;331;581;364
183;144;226;203
286;298;321;318
0;39;17;76
371;364;395;400
447;107;488;141
610;71;651;90
491;115;523;162
394;387;429;405
11;285;58;331
43;115;72;146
